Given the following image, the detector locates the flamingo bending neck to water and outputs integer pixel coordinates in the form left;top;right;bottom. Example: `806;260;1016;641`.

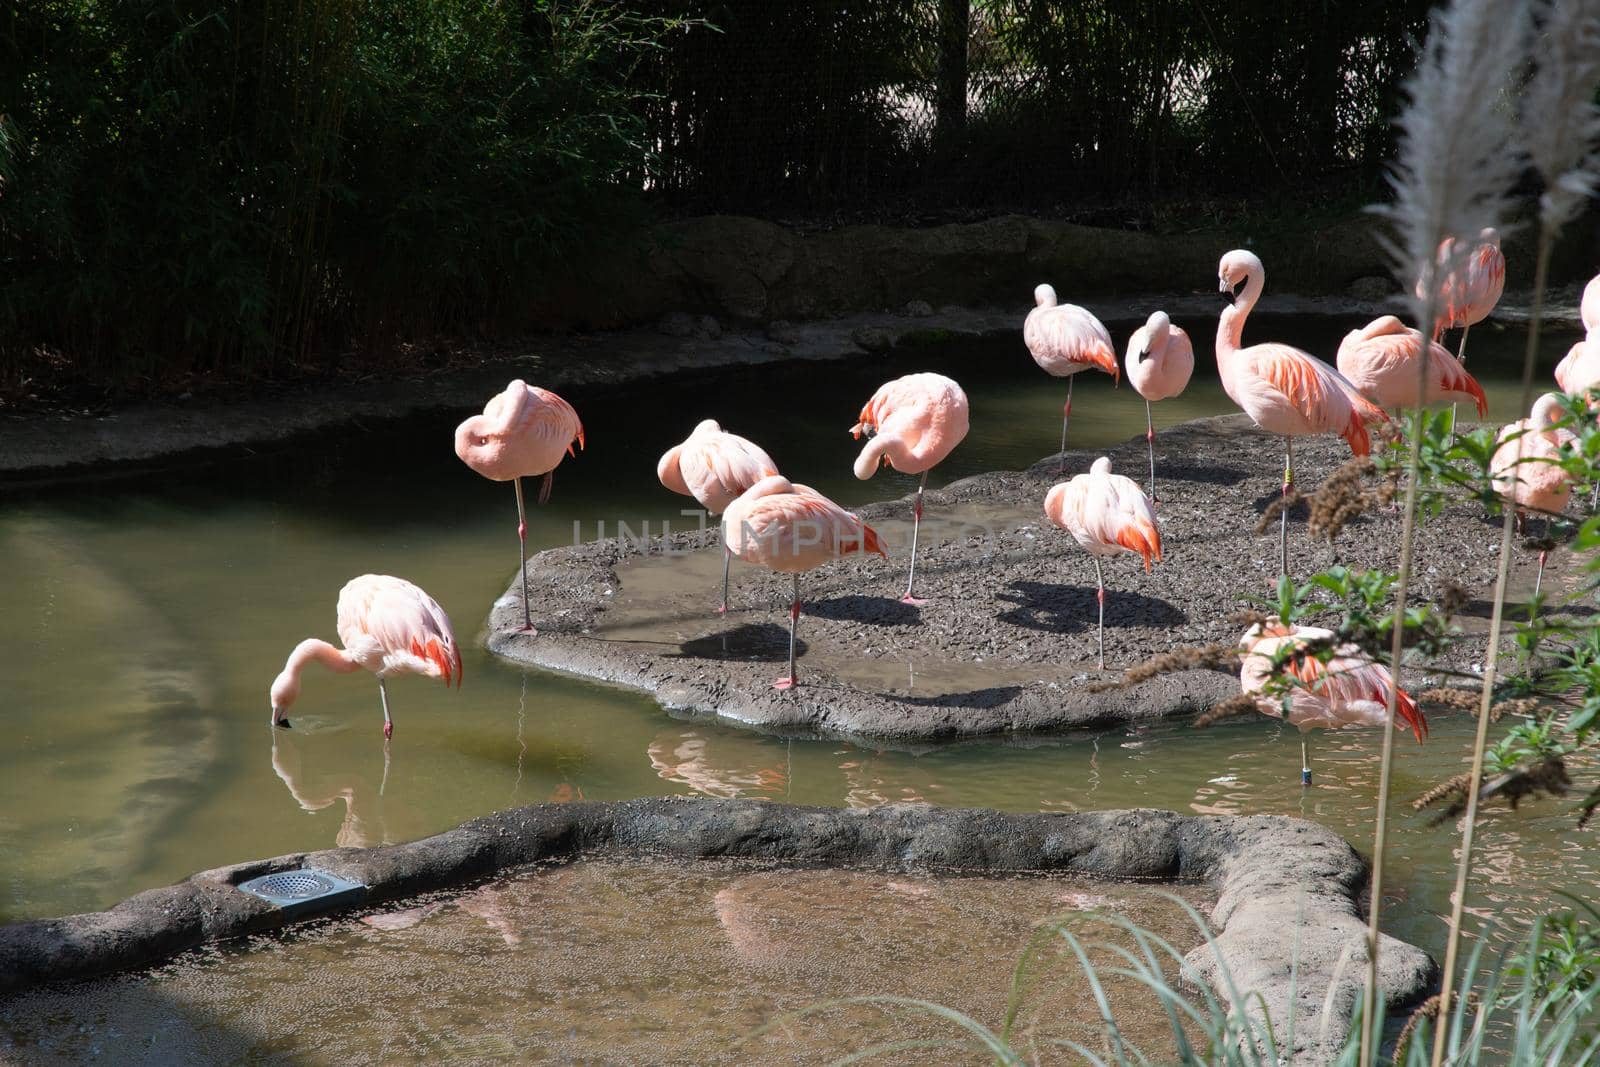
455;381;585;633
1215;249;1386;577
850;372;969;604
270;574;462;739
1239;617;1426;785
658;419;780;613
1024;285;1119;472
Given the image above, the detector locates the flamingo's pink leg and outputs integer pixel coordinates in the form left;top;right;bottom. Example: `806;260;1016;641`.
1144;398;1157;505
1093;557;1106;670
379;677;394;740
719;545;731;615
902;471;929;605
1056;377;1075;475
513;478;536;634
774;575;801;691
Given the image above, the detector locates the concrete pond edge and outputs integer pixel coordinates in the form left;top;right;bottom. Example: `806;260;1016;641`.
0;797;1434;1062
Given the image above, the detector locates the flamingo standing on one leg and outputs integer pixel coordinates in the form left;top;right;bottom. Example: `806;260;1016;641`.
1044;456;1162;670
1023;285;1119;473
1423;229;1505;426
1335;315;1488;418
722;475;886;690
1238;617;1427;786
1491;393;1578;596
1125;311;1194;503
1216;249;1387;577
850;372;970;604
270;574;462;739
657;419;780;614
455;381;584;633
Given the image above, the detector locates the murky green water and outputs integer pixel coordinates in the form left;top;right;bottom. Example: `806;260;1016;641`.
1;313;1589;977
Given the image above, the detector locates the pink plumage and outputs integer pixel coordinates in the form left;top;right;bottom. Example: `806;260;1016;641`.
269;574;462;738
1555;337;1600;399
850;372;969;604
1335;315;1488;415
850;372;970;478
1424;229;1505;335
658;419;780;516
455;379;585;632
1238;619;1426;741
1024;285;1120;382
1582;273;1600;335
1044;456;1161;669
658;419;781;614
1125;310;1193;502
721;475;886;690
1491;394;1576;518
455;380;584;483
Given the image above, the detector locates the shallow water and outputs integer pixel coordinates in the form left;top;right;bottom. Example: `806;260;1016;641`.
0;312;1589;979
0;859;1212;1064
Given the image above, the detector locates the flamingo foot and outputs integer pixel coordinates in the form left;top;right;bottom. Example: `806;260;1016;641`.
518;623;538;636
716;603;729;616
383;720;394;740
276;718;291;730
772;676;798;691
899;594;928;607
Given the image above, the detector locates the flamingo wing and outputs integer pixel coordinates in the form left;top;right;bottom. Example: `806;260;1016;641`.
1025;306;1119;381
337;575;462;686
702;434;780;501
1246;345;1380;454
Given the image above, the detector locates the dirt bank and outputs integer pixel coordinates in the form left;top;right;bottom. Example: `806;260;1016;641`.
487;414;1566;743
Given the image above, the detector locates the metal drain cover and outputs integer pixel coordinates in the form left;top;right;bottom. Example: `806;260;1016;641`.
237;868;366;917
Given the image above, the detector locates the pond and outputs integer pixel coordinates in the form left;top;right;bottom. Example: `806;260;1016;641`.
0;311;1588;981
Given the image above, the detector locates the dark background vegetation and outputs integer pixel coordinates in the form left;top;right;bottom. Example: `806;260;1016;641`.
0;0;1433;402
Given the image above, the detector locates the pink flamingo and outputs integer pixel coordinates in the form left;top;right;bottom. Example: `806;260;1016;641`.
1216;249;1387;576
1425;228;1505;343
1125;310;1194;502
850;372;970;604
657;419;780;614
721;475;886;690
1044;456;1162;669
269;574;462;739
1239;617;1426;785
455;380;585;633
1582;272;1600;334
1335;315;1488;417
1024;285;1119;471
1554;274;1600;400
1491;393;1577;594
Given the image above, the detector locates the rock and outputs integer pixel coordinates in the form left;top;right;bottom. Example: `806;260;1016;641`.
1347;275;1394;301
903;300;934;317
657;312;696;338
765;320;801;345
851;326;894;352
694;315;722;340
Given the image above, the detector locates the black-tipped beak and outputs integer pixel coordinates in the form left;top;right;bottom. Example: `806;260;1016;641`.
1219;285;1236;306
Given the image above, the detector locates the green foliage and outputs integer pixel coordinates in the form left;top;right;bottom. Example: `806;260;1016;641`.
0;0;686;397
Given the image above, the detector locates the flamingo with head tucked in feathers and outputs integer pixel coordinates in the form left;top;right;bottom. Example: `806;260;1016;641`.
1425;228;1505;342
270;574;462;739
1216;249;1387;577
1125;310;1194;502
850;372;969;604
1044;456;1161;670
455;381;584;633
1024;285;1119;472
1238;617;1426;785
1492;392;1578;595
722;475;886;690
658;419;780;614
1335;315;1488;418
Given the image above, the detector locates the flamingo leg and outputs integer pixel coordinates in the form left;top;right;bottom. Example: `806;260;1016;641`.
1057;376;1074;474
1144;398;1157;504
902;471;929;605
719;545;732;615
513;477;535;634
1093;556;1106;670
1280;437;1294;578
774;573;801;691
1451;324;1472;428
1301;734;1312;787
1536;550;1547;599
379;677;394;740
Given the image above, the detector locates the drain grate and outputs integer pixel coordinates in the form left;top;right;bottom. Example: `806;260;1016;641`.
237;868;366;918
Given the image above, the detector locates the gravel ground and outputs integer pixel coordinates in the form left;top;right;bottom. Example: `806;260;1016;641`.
487;413;1573;742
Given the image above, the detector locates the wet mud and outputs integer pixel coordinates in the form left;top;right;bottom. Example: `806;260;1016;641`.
489;414;1560;742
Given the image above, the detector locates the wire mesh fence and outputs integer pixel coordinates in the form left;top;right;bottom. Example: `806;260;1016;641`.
633;0;1435;221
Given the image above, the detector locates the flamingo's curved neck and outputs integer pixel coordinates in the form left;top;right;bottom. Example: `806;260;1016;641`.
1216;268;1264;359
285;638;360;681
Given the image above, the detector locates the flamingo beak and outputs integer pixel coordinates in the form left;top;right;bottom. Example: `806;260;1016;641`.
272;706;290;729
